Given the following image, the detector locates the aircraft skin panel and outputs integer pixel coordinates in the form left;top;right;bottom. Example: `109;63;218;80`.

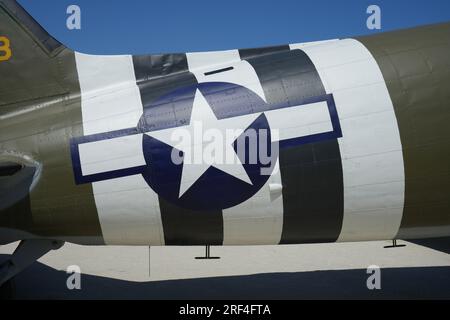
78;134;146;176
186;52;284;245
239;45;290;60
91;175;164;245
299;39;405;242
238;48;344;244
132;53;224;246
1;0;450;245
188;52;285;245
186;49;241;71
357;23;450;239
74;53;164;245
187;52;266;101
221;160;284;245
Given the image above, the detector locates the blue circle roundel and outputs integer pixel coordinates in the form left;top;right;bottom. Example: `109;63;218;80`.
138;82;277;211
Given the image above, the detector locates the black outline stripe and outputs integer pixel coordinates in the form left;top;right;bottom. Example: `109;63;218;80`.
239;45;290;60
240;48;344;244
357;24;450;238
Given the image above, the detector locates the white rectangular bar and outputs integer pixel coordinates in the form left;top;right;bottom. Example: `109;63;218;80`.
264;101;332;141
78;133;145;176
300;39;405;241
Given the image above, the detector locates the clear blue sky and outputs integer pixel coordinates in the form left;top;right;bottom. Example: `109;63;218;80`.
18;0;450;55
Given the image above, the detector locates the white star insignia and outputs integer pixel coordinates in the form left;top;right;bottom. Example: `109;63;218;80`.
147;89;261;198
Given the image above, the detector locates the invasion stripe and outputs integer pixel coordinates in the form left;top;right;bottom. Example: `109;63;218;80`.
240;48;344;244
298;39;405;241
356;24;450;239
187;49;285;245
133;53;224;245
75;53;165;245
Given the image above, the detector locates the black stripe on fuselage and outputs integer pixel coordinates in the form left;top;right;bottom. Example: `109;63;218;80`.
239;48;344;244
132;54;223;245
239;45;290;60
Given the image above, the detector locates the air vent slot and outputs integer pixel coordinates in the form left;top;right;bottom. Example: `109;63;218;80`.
204;66;234;76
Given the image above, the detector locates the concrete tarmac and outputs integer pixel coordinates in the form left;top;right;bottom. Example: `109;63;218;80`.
0;238;449;299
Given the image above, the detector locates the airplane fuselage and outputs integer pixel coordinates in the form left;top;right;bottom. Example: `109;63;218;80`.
1;1;449;246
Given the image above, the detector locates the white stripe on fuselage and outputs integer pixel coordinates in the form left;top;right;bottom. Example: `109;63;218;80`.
293;39;405;241
75;52;165;245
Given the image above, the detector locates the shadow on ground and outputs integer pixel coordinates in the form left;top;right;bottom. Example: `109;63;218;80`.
408;237;450;254
1;254;449;299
